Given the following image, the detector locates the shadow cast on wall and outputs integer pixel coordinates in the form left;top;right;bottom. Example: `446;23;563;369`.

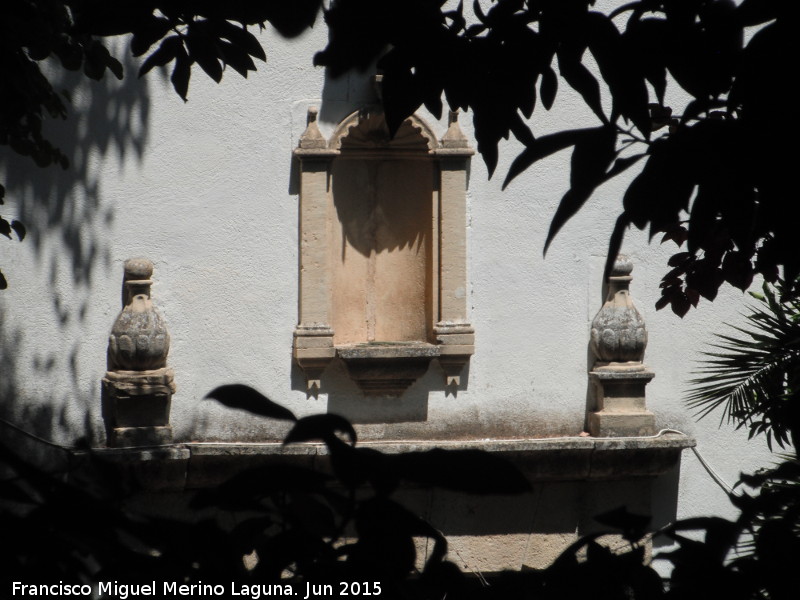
290;349;464;425
0;46;151;290
1;45;153;446
0;306;95;461
117;386;683;581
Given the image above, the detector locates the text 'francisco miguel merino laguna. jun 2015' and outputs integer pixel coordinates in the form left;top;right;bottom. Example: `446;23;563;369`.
11;581;384;599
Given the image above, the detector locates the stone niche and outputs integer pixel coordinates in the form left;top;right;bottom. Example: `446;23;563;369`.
293;107;474;395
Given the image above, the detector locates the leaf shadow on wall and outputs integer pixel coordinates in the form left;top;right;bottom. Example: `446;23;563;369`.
0;306;98;461
0;46;151;295
0;48;151;447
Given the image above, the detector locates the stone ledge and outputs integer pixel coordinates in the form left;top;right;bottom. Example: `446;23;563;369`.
336;341;441;360
91;433;694;490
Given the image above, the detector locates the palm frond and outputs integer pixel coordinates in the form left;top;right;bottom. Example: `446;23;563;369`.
686;280;800;450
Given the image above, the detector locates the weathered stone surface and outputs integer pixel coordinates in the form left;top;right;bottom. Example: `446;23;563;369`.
109;425;173;447
337;341;440;360
590;369;655;412
93;432;694;489
104;259;175;447
108;259;170;371
588;412;656;439
590;256;647;364
104;367;176;447
337;342;439;396
588;257;656;436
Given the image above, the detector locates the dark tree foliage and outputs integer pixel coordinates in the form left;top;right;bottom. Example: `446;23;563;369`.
688;279;800;451
313;0;793;316
0;1;792;314
0;0;324;288
3;385;798;599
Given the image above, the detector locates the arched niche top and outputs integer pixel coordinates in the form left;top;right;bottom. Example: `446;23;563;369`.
293;106;475;396
329;109;440;154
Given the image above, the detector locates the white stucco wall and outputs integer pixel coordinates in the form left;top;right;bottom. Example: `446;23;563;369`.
0;14;777;547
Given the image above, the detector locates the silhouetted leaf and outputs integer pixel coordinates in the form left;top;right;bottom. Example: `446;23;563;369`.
0;270;7;290
557;49;607;124
622;134;695;233
686;261;725;302
351;497;447;578
388;449;531;494
139;36;182;77
584;12;650;134
671;291;692;318
473;0;487;24
186;23;223;83
669;252;692;267
205;384;297;421
475;126;500;178
594;506;651;543
508;112;535;146
11;220;26;241
262;0;322;38
503;127;597;189
218;41;257;78
313;0;418;77
544;126;616;252
661;225;688;247
380;51;424;137
465;23;486;37
0;217;11;239
216;20;266;62
722;251;754;291
286;493;337;537
284;414;356;446
602;153;645;182
131;17;173;57
83;41;109;80
444;1;466;34
327;440;389;489
106;55;123;80
667;517;740;563
170;47;191;101
540;66;557;110
57;38;83;71
608;2;641;19
192;464;332;510
737;0;781;26
82;40;122;80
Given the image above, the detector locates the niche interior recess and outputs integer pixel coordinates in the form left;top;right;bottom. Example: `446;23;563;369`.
293;106;475;396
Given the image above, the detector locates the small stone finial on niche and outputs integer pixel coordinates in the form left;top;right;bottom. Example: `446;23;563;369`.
103;259;175;447
440;110;470;150
587;255;655;437
298;106;327;151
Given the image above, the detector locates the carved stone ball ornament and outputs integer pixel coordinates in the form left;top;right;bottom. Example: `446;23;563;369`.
108;258;170;371
590;255;647;365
